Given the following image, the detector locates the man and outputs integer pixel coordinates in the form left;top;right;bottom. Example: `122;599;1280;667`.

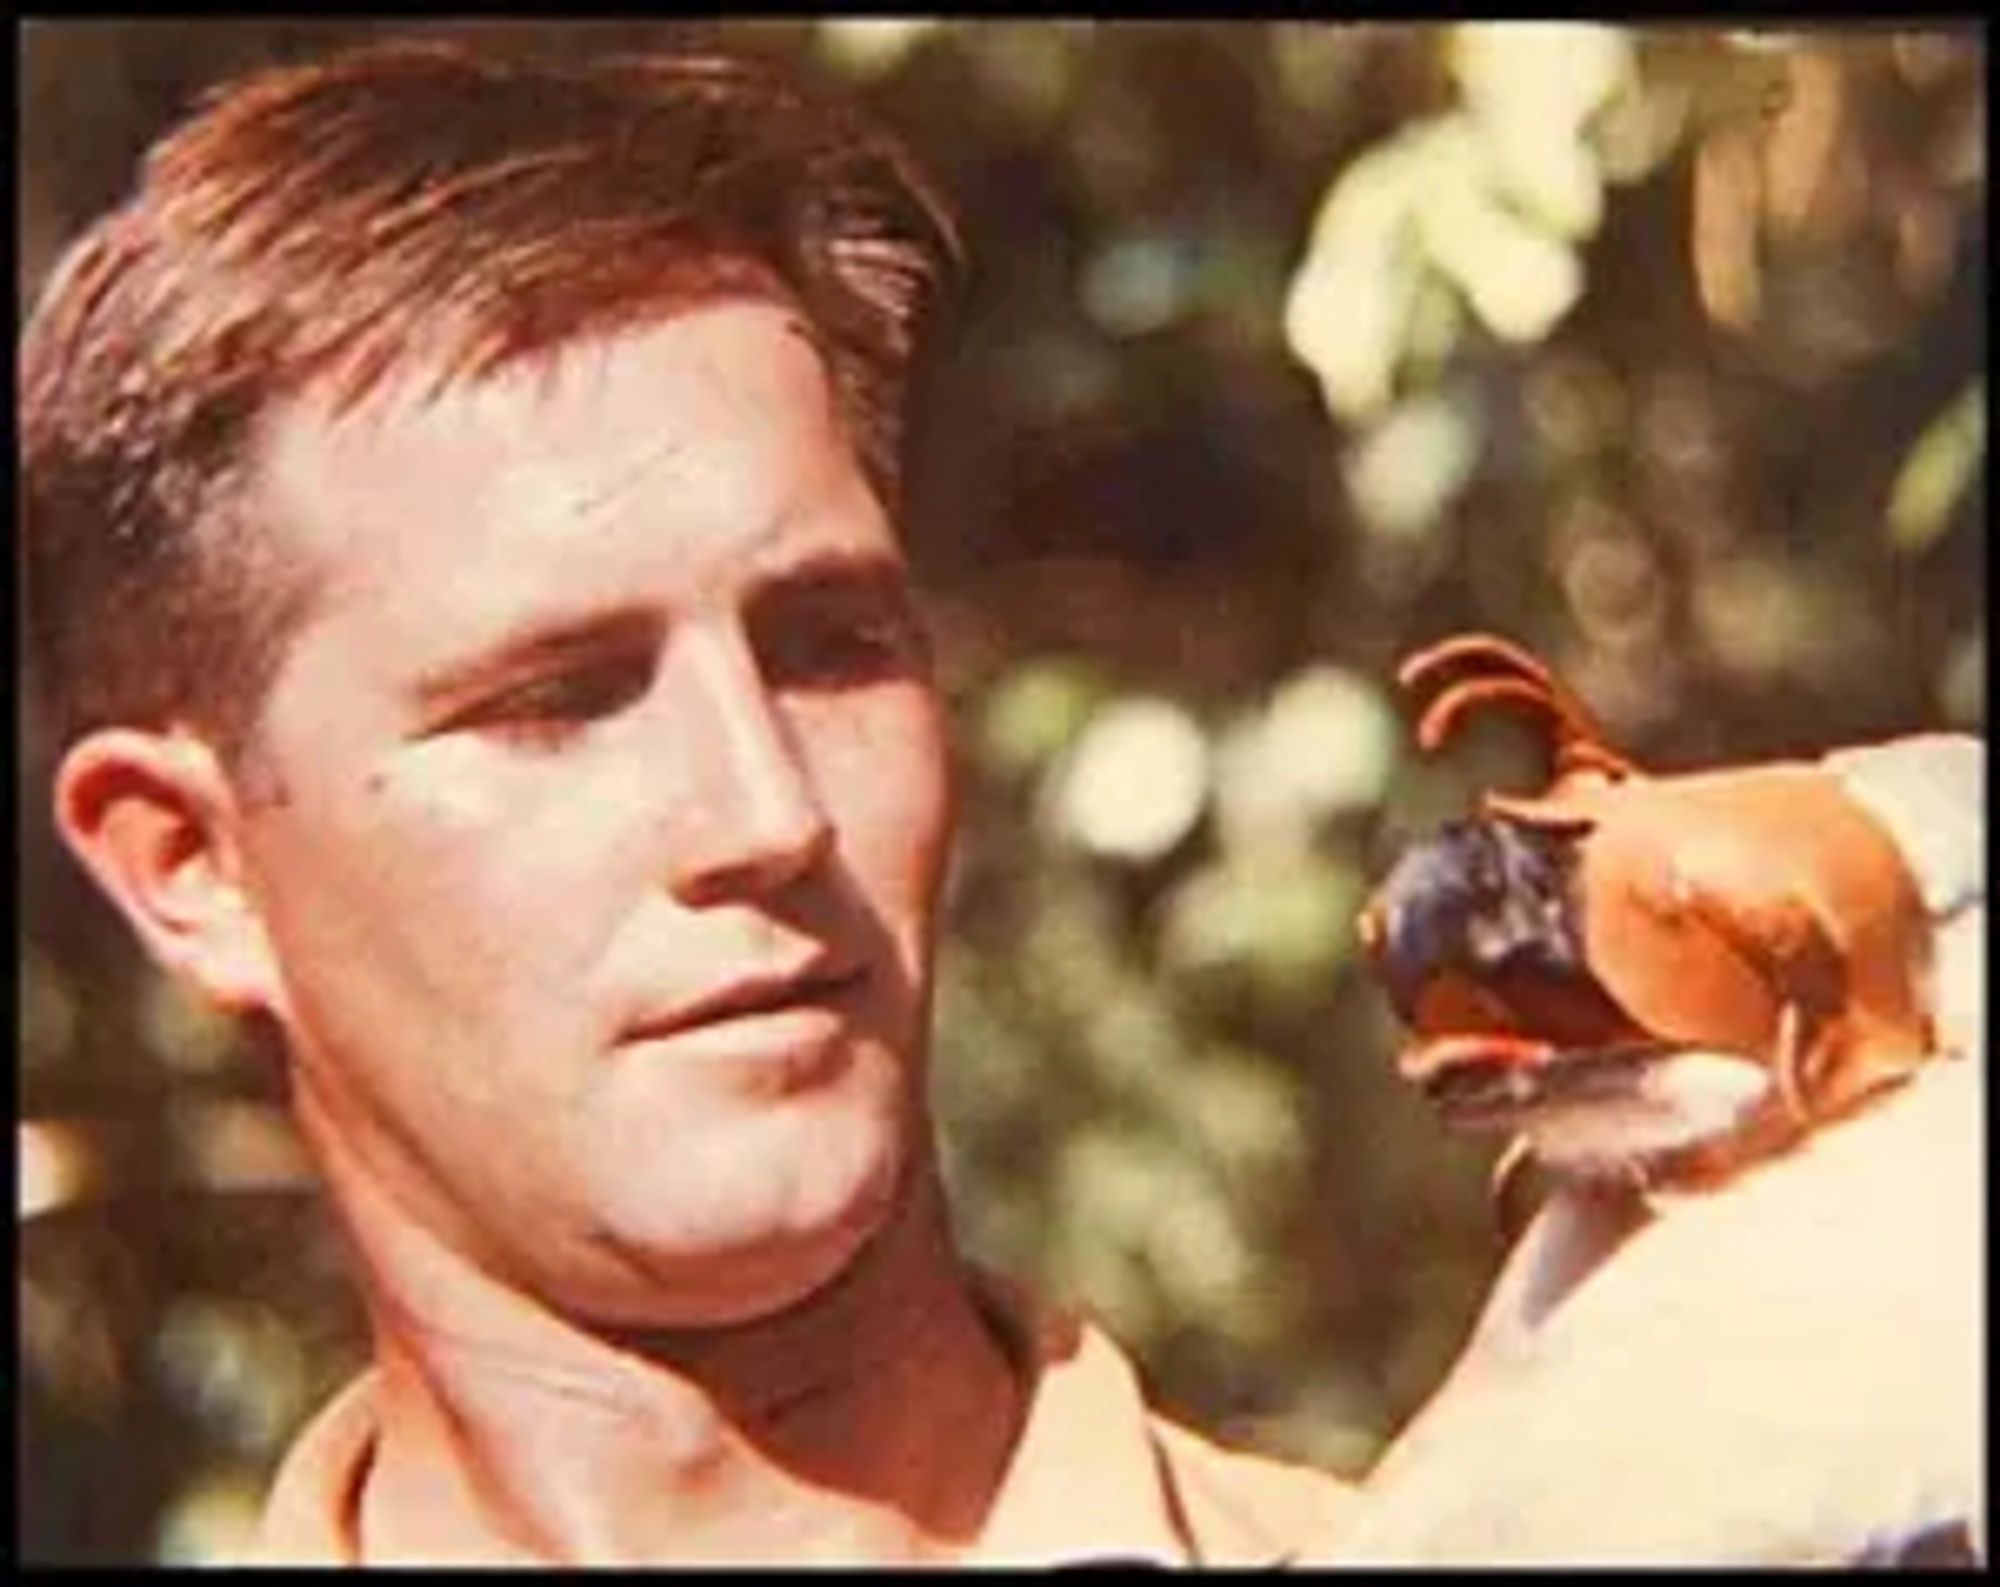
20;39;1355;1564
22;35;1982;1567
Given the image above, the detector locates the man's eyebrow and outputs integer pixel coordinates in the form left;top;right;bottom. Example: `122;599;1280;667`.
406;552;914;709
747;548;916;612
408;607;660;713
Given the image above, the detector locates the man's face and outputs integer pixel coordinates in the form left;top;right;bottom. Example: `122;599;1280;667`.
227;300;955;1327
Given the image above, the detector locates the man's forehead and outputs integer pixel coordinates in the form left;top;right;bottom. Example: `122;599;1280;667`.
275;297;825;450
249;299;841;552
236;298;897;683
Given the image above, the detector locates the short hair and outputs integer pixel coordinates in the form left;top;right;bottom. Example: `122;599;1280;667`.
19;38;962;758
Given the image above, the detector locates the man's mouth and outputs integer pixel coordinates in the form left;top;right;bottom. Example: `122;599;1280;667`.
626;957;871;1045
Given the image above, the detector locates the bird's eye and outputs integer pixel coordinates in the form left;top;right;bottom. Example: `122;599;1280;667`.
1465;842;1503;901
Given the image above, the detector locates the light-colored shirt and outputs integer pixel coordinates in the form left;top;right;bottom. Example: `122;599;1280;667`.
249;1267;1360;1566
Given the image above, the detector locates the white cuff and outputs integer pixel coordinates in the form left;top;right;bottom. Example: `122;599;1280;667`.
1821;734;1985;1057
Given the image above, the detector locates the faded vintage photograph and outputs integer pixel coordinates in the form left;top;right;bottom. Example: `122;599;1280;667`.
19;19;1984;1565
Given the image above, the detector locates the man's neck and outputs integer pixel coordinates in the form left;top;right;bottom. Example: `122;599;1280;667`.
319;1147;1024;1564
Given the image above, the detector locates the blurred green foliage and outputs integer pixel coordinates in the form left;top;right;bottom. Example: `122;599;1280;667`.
17;19;1985;1563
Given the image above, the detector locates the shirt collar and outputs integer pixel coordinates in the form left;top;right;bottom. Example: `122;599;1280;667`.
963;1267;1193;1566
250;1268;1292;1566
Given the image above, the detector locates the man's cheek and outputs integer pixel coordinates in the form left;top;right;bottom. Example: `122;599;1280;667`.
370;751;613;906
305;770;597;998
835;696;955;861
374;739;522;830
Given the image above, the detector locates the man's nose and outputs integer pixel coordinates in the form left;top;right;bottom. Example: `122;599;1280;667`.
660;637;834;907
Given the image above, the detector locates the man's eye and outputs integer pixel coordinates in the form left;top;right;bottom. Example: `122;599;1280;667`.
446;662;649;745
765;609;932;690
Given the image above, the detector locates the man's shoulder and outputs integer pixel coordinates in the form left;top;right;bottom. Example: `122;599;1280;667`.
969;1266;1359;1564
243;1368;378;1564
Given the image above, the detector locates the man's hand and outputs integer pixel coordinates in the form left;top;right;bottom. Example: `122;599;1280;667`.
1339;660;1984;1565
1335;1047;1982;1564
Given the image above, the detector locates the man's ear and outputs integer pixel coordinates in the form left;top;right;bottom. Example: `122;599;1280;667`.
52;727;280;1017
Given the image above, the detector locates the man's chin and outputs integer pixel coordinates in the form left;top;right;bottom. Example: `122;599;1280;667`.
572;1130;912;1330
